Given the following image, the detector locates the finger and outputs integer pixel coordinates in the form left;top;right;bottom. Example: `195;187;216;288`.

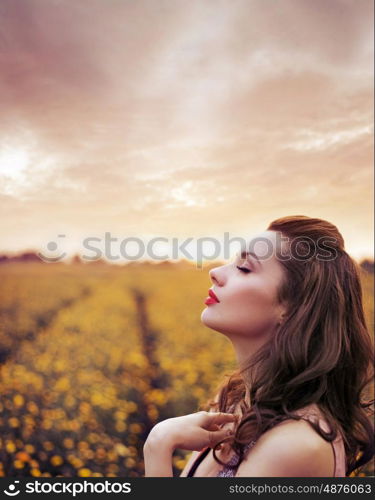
206;423;221;432
207;427;234;448
210;412;238;423
201;412;238;431
210;424;221;431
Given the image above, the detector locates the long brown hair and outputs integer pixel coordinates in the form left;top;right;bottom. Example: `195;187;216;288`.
202;215;374;476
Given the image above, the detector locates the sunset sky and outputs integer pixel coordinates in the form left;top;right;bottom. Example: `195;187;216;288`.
0;0;373;262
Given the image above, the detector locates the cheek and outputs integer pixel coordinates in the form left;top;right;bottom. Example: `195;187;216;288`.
201;277;281;336
225;281;278;332
230;280;273;308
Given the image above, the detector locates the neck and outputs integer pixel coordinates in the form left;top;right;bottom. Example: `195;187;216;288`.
230;332;270;366
228;334;268;411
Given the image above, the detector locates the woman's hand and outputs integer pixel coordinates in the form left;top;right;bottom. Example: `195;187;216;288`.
147;411;238;452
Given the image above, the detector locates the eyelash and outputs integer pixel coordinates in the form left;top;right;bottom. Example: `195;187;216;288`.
236;265;252;273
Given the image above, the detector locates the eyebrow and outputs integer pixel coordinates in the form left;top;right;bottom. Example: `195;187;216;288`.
237;250;262;266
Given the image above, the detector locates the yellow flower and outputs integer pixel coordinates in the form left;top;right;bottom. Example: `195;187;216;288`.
15;452;30;462
129;423;142;434
50;455;63;466
115;421;127;432
5;442;16;453
13;394;24;408
8;417;20;428
63;438;75;449
42;441;54;451
78;468;91;477
124;457;136;468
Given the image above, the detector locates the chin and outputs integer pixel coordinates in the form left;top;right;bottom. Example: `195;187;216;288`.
201;306;212;325
200;308;226;334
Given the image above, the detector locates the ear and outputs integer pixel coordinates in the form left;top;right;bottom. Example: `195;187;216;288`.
276;303;287;326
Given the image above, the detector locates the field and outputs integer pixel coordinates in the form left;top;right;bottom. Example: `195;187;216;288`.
0;261;373;477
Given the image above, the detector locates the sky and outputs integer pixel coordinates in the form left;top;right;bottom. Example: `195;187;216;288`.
0;0;373;263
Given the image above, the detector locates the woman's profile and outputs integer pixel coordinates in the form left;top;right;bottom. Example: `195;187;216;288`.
143;215;374;477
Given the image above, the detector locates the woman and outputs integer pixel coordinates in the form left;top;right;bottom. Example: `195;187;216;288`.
144;215;374;477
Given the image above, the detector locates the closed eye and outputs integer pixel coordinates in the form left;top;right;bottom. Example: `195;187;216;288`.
236;266;252;273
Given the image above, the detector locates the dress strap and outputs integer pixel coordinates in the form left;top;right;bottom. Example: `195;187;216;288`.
186;447;211;477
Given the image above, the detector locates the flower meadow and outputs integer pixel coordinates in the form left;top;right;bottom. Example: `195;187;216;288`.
0;261;373;477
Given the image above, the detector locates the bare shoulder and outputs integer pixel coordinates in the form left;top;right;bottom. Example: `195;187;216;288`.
179;450;201;477
235;417;334;477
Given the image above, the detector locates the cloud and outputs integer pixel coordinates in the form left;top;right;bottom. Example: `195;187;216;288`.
0;0;373;257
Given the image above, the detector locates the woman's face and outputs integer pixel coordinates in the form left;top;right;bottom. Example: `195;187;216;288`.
201;230;287;341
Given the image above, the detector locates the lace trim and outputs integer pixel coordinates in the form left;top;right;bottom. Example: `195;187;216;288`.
216;440;256;477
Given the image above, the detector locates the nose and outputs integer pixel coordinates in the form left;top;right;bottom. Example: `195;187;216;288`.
209;266;224;286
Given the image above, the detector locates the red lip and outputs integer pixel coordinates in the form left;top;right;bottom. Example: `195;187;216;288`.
209;289;220;302
204;288;220;305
